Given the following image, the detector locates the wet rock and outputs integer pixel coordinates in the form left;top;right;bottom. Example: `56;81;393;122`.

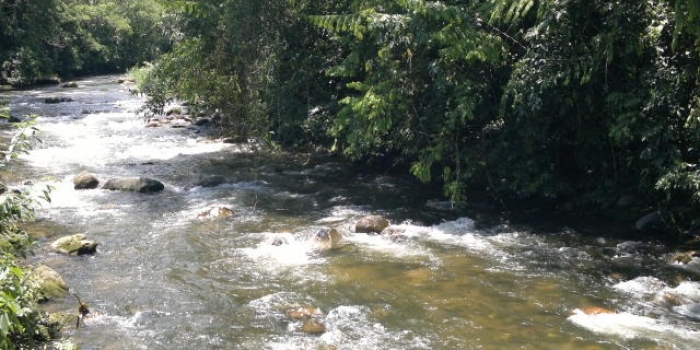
49;234;98;255
669;251;698;264
193;175;226;188
194;118;211;126
355;215;389;234
73;172;99;189
34;265;69;300
635;211;666;234
7;115;22;123
300;318;326;334
578;306;614;315
314;228;342;250
61;82;79;88
285;306;323;320
145;120;161;128
196;206;234;219
44;96;73;104
102;176;164;193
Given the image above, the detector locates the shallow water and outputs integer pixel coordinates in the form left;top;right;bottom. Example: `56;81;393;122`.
2;75;700;349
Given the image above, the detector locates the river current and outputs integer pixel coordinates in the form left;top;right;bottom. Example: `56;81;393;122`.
2;75;700;349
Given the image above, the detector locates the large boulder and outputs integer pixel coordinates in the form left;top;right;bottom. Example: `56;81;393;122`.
34;265;69;300
635;211;666;234
73;172;99;189
102;176;164;193
355;215;390;234
49;234;98;255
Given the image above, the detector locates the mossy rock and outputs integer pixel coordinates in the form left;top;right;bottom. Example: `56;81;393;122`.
48;312;79;331
34;265;69;300
669;252;696;264
49;234;98;255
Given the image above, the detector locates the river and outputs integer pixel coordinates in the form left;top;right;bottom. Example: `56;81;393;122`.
2;75;700;349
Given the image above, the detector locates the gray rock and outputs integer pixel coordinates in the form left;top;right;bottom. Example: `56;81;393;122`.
73;172;99;189
102;176;164;193
355;215;390;234
44;96;73;104
635;211;665;233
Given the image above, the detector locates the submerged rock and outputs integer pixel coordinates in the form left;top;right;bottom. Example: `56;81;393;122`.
49;234;98;255
102;176;164;193
196;206;234;219
73;172;99;189
314;228;342;250
34;265;69;300
44;96;73;104
355;215;389;234
61;82;79;88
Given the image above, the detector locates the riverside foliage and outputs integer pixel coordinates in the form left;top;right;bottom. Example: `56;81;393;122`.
3;1;699;234
140;0;700;234
0;0;170;85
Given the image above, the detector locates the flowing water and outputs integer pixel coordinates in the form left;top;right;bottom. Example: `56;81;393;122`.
2;76;700;350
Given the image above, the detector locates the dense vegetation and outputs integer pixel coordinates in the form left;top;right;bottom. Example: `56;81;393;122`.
0;0;170;86
139;0;700;235
2;0;700;232
0;102;61;349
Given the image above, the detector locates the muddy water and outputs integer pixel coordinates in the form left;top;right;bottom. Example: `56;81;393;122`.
2;75;700;349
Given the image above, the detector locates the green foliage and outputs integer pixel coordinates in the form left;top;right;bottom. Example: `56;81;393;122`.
141;0;700;232
0;0;170;85
0;101;56;349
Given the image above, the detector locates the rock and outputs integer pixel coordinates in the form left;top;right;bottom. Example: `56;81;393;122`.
635;211;665;233
48;312;78;331
44;96;73;104
146;120;161;128
193;175;226;188
102;176;164;193
314;228;342;250
8;115;22;123
669;251;698;264
194;118;211;126
285;307;323;320
196;206;234;219
577;306;614;315
300;319;326;334
355;215;390;234
49;234;98;255
73;172;99;189
34;265;69;300
61;82;79;88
